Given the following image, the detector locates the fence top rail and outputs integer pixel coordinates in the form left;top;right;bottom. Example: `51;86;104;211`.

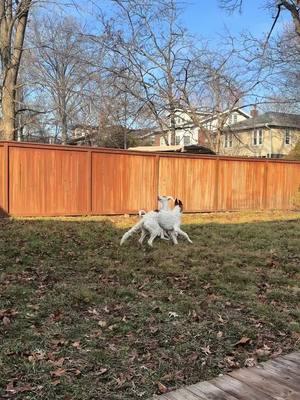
0;140;300;164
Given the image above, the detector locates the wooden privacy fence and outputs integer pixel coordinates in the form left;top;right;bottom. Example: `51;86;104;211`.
0;141;300;217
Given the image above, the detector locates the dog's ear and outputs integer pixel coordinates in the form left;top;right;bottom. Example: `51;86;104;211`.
178;200;183;211
175;198;178;205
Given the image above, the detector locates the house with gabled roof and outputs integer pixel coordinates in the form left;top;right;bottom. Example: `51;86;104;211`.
222;111;300;158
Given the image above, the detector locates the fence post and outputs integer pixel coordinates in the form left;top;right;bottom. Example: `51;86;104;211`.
2;143;10;216
262;159;269;209
87;150;92;215
155;154;160;208
213;156;220;211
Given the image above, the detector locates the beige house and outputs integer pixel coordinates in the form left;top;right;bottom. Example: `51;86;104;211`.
222;112;300;158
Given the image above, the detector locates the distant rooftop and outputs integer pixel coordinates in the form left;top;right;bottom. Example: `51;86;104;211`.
227;112;300;131
127;144;216;154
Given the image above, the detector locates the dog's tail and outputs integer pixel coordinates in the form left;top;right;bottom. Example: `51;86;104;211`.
120;220;143;245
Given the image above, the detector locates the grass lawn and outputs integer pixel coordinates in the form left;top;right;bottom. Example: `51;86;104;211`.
1;211;300;399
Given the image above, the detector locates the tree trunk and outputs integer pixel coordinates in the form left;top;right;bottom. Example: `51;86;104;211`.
1;71;17;140
0;0;32;141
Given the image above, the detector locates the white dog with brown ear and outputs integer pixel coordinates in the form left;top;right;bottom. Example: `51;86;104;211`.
157;198;192;245
120;195;174;247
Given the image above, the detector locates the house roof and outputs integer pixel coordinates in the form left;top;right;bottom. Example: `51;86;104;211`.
127;144;215;154
226;112;300;131
200;108;250;125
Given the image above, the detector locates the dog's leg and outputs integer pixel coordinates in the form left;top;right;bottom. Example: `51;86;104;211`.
139;228;147;244
160;230;170;240
170;231;178;245
175;227;193;243
147;230;160;247
120;220;143;245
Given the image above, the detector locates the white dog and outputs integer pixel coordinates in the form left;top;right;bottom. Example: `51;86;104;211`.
120;195;174;247
157;198;193;245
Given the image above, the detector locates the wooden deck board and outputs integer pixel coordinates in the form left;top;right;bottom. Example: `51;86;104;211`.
188;381;239;400
211;375;273;400
150;352;300;400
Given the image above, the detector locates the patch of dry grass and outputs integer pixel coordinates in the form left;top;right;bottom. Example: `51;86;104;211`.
0;212;299;399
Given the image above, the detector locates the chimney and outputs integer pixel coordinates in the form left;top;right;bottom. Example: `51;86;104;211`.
250;106;258;118
198;128;207;145
154;133;161;146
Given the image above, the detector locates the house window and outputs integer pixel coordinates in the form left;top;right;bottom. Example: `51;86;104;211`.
285;129;291;145
253;129;263;146
183;135;190;145
233;113;238;124
224;133;233;148
175;117;182;125
175;135;181;145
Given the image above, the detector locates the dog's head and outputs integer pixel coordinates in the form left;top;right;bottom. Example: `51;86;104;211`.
157;195;175;209
158;195;174;202
175;198;183;212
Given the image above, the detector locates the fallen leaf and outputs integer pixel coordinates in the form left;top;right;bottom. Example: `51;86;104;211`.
6;384;33;394
50;368;66;377
49;357;65;367
3;316;10;326
271;348;283;358
188;352;199;362
191;310;200;322
224;356;239;368
72;341;81;349
256;348;271;358
218;314;225;323
51;339;67;347
234;336;251;346
157;382;168;394
109;344;117;352
168;311;179;318
201;345;211;355
96;368;108;375
175;370;185;380
98;320;107;327
116;373;126;387
217;331;223;339
244;357;257;367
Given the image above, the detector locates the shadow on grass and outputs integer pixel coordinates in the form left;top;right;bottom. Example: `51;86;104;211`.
0;217;299;400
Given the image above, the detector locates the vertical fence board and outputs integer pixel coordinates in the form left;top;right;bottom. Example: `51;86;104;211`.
158;156;217;211
92;152;157;214
218;160;266;210
0;145;6;215
9;146;89;216
265;162;300;209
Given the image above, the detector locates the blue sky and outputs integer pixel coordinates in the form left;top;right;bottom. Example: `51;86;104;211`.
181;0;289;41
76;0;290;43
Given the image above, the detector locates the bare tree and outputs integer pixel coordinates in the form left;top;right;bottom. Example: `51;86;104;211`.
26;16;99;143
94;0;194;145
0;0;32;140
